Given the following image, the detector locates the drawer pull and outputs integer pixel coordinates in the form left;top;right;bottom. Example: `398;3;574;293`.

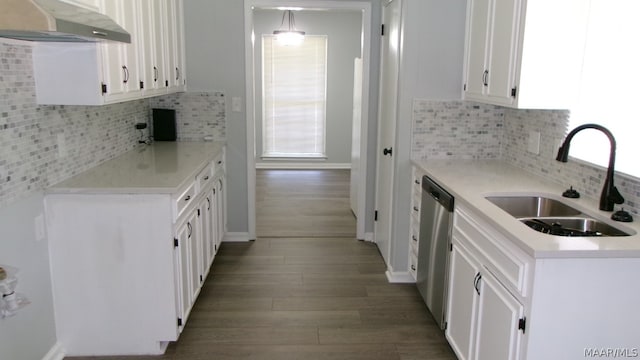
413;206;419;212
203;176;210;181
217;160;222;165
411;265;416;271
414;179;420;185
412;235;418;242
184;195;191;202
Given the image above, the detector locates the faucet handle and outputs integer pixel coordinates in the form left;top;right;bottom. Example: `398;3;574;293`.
562;186;580;198
612;208;633;222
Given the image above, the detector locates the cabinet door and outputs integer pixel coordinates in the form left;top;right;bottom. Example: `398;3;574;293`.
473;270;524;360
188;210;202;301
201;192;215;275
485;0;520;105
138;0;167;95
165;0;186;90
215;178;226;250
464;0;491;99
446;242;481;360
175;218;192;330
100;0;142;102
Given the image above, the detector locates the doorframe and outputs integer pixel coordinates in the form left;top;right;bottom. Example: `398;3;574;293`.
243;0;373;239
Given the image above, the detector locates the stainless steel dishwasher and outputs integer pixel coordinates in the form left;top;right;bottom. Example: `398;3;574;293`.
417;175;454;330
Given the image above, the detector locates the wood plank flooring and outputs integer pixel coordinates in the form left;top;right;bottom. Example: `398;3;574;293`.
66;170;456;360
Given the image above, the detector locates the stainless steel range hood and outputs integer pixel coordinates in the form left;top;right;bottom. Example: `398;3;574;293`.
0;0;130;43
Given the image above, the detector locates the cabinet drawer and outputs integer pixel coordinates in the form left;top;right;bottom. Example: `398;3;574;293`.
212;153;225;176
196;162;214;191
453;207;531;297
174;181;197;220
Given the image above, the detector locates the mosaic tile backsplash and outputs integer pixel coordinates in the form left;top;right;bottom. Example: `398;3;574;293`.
149;92;226;141
411;99;640;216
0;41;148;207
412;100;504;160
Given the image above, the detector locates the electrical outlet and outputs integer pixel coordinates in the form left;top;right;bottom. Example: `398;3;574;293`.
527;131;541;155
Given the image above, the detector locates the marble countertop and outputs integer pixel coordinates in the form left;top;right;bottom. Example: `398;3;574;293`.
413;159;640;258
48;142;225;194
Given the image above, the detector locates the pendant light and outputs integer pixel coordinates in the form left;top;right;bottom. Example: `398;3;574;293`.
273;10;305;46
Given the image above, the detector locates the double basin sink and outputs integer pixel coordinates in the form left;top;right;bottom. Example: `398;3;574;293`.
485;195;631;237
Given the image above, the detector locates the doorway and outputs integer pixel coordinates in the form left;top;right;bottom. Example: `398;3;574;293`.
244;0;374;240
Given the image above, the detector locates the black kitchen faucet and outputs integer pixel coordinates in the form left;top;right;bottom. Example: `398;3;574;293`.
556;123;624;212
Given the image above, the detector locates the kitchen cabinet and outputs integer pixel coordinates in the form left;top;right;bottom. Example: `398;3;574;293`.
45;143;225;356
32;0;186;105
462;0;590;109
446;205;528;360
407;166;424;281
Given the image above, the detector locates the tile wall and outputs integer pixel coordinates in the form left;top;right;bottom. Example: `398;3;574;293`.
411;100;504;160
0;41;148;207
149;92;226;141
411;99;640;215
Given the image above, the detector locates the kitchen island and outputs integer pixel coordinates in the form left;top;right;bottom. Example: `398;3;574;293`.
412;159;640;360
45;142;226;356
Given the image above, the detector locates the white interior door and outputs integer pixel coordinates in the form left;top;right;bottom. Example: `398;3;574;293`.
350;57;363;216
374;0;401;265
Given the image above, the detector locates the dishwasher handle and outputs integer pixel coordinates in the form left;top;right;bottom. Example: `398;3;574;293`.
422;175;454;212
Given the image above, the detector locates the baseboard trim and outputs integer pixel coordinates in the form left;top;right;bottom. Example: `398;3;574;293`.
223;232;254;242
42;342;65;360
385;270;416;284
256;162;351;170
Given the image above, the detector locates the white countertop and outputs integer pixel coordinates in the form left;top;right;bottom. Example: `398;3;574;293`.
48;142;225;194
413;159;640;258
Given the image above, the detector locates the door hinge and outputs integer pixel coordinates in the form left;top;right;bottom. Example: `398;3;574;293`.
140;81;144;89
511;87;517;97
463;83;467;91
177;317;183;326
381;24;385;36
449;243;453;252
165;80;169;87
200;274;203;283
197;209;201;217
443;321;448;331
374;210;378;221
174;238;178;247
101;83;107;94
518;317;526;333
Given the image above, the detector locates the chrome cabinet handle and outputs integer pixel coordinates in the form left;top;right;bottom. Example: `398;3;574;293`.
176;67;180;81
187;222;192;238
482;70;489;86
154;66;158;82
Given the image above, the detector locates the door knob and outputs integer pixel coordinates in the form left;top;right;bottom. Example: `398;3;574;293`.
383;147;393;156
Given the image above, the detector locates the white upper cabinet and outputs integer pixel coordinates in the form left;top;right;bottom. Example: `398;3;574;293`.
100;0;143;102
32;0;186;105
462;0;590;109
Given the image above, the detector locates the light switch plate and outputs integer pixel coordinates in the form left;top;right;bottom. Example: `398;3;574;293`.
232;97;242;112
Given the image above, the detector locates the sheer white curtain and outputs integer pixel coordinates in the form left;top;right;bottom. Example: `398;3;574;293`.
262;35;328;158
568;0;640;177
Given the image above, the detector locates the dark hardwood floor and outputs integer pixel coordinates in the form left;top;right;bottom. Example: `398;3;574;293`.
66;169;456;360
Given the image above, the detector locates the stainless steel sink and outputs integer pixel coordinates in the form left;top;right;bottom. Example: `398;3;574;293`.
485;195;632;237
485;195;583;218
519;217;631;237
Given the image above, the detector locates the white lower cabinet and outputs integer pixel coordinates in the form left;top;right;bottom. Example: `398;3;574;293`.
45;147;225;356
446;205;527;360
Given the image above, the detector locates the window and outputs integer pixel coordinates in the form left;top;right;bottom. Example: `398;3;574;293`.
262;35;328;158
567;0;640;177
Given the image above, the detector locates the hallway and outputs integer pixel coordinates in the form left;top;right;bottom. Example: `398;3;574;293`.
67;170;455;360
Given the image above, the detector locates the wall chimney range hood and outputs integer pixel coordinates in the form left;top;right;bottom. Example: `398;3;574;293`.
0;0;130;43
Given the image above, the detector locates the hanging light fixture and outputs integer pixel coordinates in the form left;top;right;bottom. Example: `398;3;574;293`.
273;10;305;46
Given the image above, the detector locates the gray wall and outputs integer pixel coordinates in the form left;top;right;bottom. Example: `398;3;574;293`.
183;0;382;235
253;9;362;166
183;0;248;234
